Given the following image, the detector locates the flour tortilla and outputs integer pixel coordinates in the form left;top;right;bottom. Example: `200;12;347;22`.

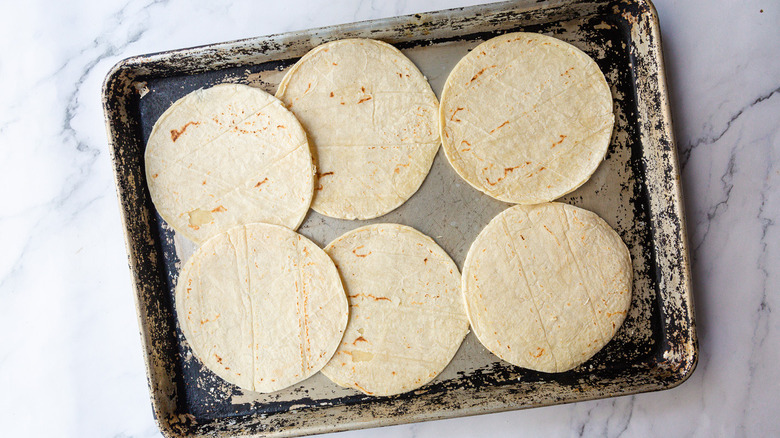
175;223;348;393
276;39;440;220
321;224;468;395
462;203;632;373
440;32;614;204
145;83;314;244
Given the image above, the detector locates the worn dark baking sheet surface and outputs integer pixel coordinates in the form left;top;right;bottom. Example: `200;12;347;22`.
103;0;697;436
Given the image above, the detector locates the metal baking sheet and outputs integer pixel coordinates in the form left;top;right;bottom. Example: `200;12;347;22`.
102;0;697;436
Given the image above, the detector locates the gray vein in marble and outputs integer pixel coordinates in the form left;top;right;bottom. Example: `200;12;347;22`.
680;86;780;170
740;159;776;434
0;1;167;292
612;396;635;437
27;0;167;96
575;403;596;437
689;86;780;256
63;0;172;154
0;188;107;293
0;231;34;293
692;150;735;256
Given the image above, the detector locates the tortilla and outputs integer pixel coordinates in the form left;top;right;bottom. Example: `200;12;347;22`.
462;203;632;373
321;224;468;396
440;32;614;204
175;223;348;393
276;39;439;220
145;83;314;244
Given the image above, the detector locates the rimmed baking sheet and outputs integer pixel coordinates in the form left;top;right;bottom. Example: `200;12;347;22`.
102;1;697;436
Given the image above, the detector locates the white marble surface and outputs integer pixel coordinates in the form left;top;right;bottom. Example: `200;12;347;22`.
0;0;777;436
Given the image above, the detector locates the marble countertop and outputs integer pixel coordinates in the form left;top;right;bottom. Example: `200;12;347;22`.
1;0;777;436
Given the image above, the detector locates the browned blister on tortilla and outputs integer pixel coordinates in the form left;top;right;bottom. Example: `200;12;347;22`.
440;32;614;204
321;224;469;396
462;203;632;373
175;223;348;393
145;84;315;244
276;39;440;220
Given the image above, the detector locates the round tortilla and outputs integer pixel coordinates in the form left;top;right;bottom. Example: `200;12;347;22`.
321;224;468;396
440;32;614;204
462;203;632;373
145;83;314;244
276;39;440;220
175;223;348;393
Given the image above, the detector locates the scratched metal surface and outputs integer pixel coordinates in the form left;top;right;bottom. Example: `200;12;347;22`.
102;0;697;437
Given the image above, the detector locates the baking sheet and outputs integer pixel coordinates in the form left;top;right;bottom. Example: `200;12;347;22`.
103;0;697;436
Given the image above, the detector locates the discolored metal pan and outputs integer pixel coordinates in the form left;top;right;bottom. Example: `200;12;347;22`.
102;0;696;436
